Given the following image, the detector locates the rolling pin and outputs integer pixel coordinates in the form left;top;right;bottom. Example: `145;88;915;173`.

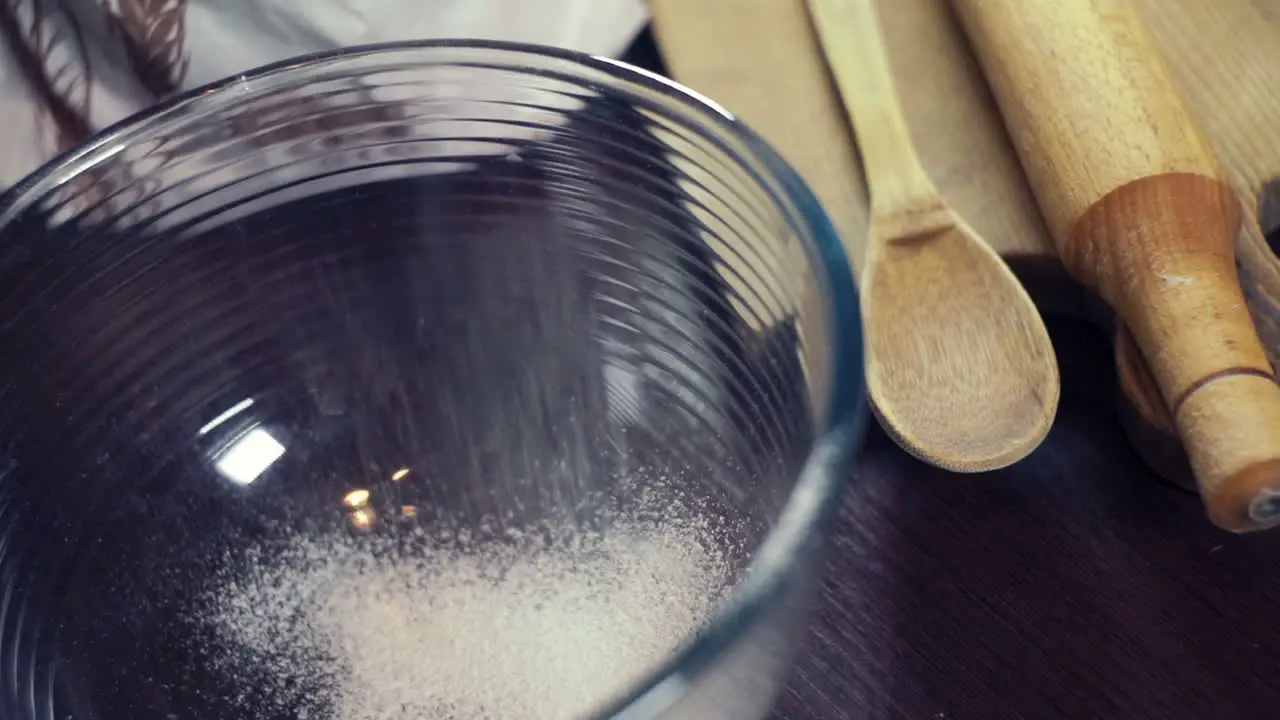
954;0;1280;532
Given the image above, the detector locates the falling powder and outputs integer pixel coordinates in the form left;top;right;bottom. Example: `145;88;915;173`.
194;504;734;719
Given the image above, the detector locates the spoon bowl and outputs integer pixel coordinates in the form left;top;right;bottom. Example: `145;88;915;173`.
863;213;1059;471
809;0;1060;471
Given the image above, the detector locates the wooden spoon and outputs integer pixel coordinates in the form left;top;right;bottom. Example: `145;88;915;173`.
806;0;1059;471
954;0;1280;532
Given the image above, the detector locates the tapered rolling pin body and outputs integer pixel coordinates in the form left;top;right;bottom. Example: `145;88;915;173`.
955;0;1280;532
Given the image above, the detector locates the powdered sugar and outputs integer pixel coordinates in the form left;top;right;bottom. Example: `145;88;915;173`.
193;490;733;719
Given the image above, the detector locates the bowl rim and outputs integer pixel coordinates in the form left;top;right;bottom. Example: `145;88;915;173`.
0;39;868;718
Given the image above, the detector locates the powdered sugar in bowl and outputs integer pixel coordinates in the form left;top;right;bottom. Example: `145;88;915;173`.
0;41;865;720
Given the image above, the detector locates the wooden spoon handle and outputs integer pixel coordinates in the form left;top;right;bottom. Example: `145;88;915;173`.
807;0;940;220
955;0;1280;532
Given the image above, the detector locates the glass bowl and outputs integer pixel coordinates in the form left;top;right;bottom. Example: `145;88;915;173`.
0;41;865;720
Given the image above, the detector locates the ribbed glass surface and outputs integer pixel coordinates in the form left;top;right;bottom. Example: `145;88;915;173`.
0;42;863;719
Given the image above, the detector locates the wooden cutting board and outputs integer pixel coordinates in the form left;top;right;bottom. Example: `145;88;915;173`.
650;0;1280;491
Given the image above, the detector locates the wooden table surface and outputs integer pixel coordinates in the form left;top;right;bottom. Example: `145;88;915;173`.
774;317;1280;720
615;25;1280;720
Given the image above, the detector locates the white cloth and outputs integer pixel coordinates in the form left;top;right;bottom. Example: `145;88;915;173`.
0;0;648;190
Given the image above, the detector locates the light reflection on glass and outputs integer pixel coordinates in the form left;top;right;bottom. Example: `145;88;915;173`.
213;426;285;486
198;398;255;436
343;489;371;508
391;467;410;481
348;507;376;530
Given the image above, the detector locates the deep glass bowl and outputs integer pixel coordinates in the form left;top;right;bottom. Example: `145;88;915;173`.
0;41;865;720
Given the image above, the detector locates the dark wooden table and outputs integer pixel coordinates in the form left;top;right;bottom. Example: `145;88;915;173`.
773;317;1280;720
618;24;1280;720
